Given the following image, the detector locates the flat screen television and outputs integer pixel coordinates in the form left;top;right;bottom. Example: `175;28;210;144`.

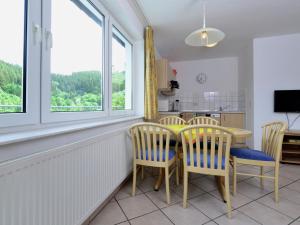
274;90;300;112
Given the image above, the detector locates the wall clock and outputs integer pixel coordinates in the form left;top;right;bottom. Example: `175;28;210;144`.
196;72;207;84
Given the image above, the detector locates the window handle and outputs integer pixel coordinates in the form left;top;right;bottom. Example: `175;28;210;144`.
45;30;53;50
32;24;42;45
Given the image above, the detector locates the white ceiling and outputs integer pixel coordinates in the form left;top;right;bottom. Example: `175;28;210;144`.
136;0;300;61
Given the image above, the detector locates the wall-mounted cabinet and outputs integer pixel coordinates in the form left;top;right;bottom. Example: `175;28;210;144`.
156;58;176;90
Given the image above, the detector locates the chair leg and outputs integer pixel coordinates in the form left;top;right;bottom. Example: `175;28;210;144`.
132;163;137;196
183;170;188;208
165;166;171;204
176;160;179;186
225;174;232;219
260;166;264;189
232;157;237;195
274;165;279;202
141;166;144;180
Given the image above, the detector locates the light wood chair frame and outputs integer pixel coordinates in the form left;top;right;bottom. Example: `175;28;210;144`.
179;125;233;218
159;116;186;125
232;121;287;202
130;122;179;204
187;116;220;126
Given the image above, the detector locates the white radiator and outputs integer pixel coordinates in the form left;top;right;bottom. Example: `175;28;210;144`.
0;128;132;225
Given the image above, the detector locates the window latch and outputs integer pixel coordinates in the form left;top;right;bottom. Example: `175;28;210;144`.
45;30;53;50
32;24;42;45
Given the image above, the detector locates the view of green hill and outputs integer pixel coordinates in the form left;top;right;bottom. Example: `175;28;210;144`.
0;60;126;113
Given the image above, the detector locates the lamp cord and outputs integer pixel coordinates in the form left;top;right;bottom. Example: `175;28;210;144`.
286;112;300;130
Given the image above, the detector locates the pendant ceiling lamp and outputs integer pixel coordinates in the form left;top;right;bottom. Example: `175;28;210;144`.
185;2;225;47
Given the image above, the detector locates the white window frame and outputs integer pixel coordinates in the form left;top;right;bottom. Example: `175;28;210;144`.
109;17;135;117
41;0;110;123
0;0;41;128
0;0;138;128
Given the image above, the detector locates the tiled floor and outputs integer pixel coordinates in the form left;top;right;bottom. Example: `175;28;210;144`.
90;164;300;225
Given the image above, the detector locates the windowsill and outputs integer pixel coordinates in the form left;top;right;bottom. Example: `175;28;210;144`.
0;115;143;146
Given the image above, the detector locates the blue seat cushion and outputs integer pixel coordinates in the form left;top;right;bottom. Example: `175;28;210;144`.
139;149;176;161
230;148;274;161
186;153;225;169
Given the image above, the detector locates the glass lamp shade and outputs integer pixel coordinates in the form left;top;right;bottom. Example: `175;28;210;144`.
185;27;225;47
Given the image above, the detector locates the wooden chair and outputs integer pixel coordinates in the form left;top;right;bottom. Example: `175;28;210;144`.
187;116;219;126
179;125;232;218
231;121;287;202
159;116;186;125
130;123;179;204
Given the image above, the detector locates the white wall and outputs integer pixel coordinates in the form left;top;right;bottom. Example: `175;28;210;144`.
170;57;239;97
253;33;300;148
238;41;254;147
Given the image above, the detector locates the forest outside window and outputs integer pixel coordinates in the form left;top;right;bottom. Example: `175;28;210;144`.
50;0;104;112
111;26;132;111
0;0;27;113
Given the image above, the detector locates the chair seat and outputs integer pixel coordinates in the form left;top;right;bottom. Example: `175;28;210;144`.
139;149;176;161
230;148;274;161
187;153;225;169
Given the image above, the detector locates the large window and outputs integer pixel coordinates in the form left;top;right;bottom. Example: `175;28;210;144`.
112;27;132;111
0;0;137;128
50;0;104;112
0;0;27;113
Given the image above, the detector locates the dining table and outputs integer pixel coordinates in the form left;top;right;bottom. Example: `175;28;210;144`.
153;124;252;202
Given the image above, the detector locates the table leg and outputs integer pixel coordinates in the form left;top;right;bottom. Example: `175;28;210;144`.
215;176;227;202
154;168;164;191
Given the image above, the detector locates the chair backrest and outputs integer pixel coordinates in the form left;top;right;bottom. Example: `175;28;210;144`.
130;123;175;164
179;125;232;174
159;116;186;125
188;116;219;126
261;121;287;162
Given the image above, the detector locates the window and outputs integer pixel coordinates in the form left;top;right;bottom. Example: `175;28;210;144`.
50;0;104;112
111;27;132;111
0;0;138;128
0;0;27;113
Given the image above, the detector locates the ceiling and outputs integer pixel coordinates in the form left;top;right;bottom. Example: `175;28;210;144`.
136;0;300;61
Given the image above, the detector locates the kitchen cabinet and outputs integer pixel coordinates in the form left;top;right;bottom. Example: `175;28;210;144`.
156;58;175;90
221;113;245;144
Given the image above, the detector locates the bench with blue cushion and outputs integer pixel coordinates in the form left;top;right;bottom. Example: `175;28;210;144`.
230;148;274;161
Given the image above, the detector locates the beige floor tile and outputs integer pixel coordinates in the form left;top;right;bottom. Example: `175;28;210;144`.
145;188;182;208
239;201;293;225
115;181;142;200
277;187;300;204
203;221;218;225
191;176;218;192
171;182;205;199
290;221;300;225
235;181;271;199
257;190;300;219
162;203;210;225
89;202;127;225
189;172;206;180
189;193;228;219
244;175;293;192
210;189;252;209
130;210;173;225
215;210;261;225
266;166;300;181
136;176;157;192
286;180;300;193
118;222;130;225
118;194;158;219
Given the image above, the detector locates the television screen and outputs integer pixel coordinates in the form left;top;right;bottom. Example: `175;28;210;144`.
274;90;300;112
